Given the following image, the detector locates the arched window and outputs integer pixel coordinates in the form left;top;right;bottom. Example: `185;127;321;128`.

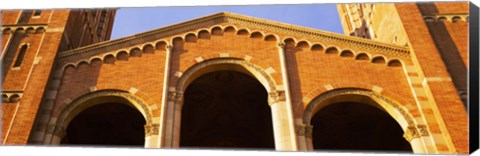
13;44;28;67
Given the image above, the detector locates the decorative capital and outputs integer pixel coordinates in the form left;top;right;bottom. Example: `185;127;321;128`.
144;123;160;136
277;42;285;48
168;91;183;102
53;126;66;138
166;44;174;51
403;125;429;142
268;91;286;105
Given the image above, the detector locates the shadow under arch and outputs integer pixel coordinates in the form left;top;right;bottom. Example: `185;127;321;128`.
302;88;420;153
164;58;280;148
51;90;154;146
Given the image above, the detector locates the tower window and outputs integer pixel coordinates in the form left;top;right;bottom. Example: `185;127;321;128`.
14;44;28;68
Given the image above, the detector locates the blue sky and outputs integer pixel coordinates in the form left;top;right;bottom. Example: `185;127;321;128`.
110;4;343;39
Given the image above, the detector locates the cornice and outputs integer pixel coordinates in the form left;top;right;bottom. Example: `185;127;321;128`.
58;12;410;61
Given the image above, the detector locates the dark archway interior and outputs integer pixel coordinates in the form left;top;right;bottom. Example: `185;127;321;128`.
180;70;275;149
61;103;146;147
311;102;412;152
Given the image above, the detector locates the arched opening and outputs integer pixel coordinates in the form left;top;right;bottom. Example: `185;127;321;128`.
180;70;275;149
60;102;146;147
311;101;412;152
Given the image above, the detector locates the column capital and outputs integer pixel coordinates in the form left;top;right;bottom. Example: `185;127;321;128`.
166;44;174;51
53;125;66;138
144;123;160;136
295;124;313;138
168;91;183;102
277;42;285;48
268;90;286;105
403;124;429;142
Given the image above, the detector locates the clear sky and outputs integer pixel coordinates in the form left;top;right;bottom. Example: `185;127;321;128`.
110;4;343;39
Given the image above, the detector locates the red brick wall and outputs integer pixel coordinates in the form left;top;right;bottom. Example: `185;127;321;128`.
396;3;469;153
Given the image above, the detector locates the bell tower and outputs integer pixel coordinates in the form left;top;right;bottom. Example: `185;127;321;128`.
1;9;116;144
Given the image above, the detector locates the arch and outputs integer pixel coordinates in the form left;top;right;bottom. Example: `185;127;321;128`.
388;59;403;67
325;47;339;55
372;56;386;64
236;29;250;36
130;47;142;57
223;26;237;33
155;40;168;51
35;27;46;33
250;31;264;39
264;34;278;42
26;27;35;33
303;88;416;131
103;54;116;64
437;16;447;22
176;58;278;93
424;16;435;22
2;94;9;102
142;44;155;54
452;16;462;23
9;94;20;102
184;33;197;42
116;51;129;61
355;53;370;61
340;50;354;57
211;26;223;36
198;30;211;39
2;27;12;34
311;44;324;52
296;41;310;48
55;90;153;131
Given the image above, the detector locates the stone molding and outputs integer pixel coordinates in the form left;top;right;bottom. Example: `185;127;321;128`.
403;124;430;141
144;124;160;136
57;12;410;61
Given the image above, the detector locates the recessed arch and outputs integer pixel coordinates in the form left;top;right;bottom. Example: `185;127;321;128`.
452;16;462;23
198;30;211;39
355;53;370;61
296;41;310;49
303;88;418;152
142;44;155;54
437;16;447;22
250;31;263;39
103;54;116;64
388;59;403;67
116;51;129;61
54;90;153;146
155;41;167;51
211;26;223;36
284;38;296;48
236;29;250;36
372;56;386;64
340;50;354;57
184;33;197;43
130;47;142;57
264;34;278;42
224;26;236;33
311;44;324;52
325;47;339;55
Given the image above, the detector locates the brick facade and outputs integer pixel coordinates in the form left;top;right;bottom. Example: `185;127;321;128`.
1;3;469;154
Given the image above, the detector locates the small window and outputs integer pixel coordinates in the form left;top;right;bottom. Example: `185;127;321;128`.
33;10;42;17
14;44;28;67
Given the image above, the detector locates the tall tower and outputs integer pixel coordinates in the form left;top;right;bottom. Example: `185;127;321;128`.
1;9;116;144
338;2;469;153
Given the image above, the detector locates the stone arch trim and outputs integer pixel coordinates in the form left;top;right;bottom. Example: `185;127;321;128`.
55;89;154;129
174;58;278;93
302;88;416;129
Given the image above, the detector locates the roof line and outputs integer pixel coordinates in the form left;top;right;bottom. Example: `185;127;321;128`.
58;11;409;59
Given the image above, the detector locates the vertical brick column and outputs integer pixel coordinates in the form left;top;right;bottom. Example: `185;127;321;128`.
395;3;468;154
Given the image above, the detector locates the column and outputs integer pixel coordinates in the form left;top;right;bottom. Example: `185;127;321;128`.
145;123;160;148
158;44;173;147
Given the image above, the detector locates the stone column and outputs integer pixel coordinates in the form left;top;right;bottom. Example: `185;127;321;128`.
269;91;298;151
403;125;428;153
268;42;298;151
295;124;312;151
158;44;173;147
50;125;66;145
144;123;160;148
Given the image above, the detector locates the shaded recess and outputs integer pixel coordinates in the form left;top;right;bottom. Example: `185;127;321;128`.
180;71;275;150
311;102;412;152
61;103;146;147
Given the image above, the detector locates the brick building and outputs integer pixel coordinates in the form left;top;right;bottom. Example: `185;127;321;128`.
0;2;470;154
